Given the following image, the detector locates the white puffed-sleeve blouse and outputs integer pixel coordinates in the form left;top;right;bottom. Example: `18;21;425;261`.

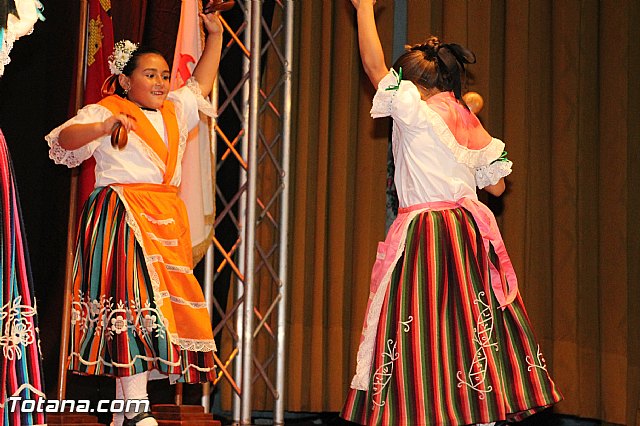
371;70;512;208
46;78;214;188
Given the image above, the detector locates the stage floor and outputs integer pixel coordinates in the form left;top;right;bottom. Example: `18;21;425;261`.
213;411;607;426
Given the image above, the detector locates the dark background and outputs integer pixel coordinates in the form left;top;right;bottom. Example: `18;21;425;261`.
0;0;76;396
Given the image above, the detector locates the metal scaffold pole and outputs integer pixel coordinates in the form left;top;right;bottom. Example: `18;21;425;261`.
274;1;294;424
240;0;262;423
210;0;293;424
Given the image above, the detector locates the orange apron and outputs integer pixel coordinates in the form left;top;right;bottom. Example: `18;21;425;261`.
98;95;215;351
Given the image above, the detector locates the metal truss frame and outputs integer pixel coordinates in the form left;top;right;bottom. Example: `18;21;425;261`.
204;1;293;424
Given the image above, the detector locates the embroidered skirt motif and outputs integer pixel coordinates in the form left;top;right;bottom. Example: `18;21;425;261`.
69;187;215;383
341;207;562;425
0;131;46;425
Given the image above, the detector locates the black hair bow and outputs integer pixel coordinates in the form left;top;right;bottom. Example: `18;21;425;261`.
436;43;476;103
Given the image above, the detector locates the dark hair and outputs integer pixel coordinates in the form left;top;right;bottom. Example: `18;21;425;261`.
113;46;165;97
392;35;476;108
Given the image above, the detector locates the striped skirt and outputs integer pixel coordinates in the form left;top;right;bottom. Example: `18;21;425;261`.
68;187;215;383
341;207;562;425
0;131;45;425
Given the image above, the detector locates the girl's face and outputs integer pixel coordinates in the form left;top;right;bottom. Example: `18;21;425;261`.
120;53;170;109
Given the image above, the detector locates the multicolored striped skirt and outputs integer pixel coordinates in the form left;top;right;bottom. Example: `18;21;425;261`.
68;186;215;383
341;207;562;425
0;130;46;425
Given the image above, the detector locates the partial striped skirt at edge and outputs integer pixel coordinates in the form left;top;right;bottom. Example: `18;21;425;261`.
68;187;214;383
341;207;562;425
0;130;45;425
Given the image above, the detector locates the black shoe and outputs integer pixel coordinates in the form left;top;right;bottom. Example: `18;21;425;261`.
123;411;155;426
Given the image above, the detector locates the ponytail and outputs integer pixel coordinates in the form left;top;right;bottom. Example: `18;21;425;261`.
394;35;476;109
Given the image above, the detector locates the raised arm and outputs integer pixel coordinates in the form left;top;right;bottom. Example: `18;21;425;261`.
192;12;224;97
351;0;388;87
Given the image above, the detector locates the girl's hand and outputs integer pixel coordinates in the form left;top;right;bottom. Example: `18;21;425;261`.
201;11;223;36
102;113;135;136
350;0;376;9
192;10;224;98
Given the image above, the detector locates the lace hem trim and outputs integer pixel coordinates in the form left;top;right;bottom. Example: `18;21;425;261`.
475;160;513;189
45;105;108;167
141;212;175;225
0;28;17;77
1;0;44;77
165;264;193;274
46;136;85;168
173;336;217;352
168;295;208;309
146;255;193;275
145;232;178;247
186;77;216;118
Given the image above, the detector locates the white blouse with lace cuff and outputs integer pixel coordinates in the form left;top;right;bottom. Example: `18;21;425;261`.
46;77;215;188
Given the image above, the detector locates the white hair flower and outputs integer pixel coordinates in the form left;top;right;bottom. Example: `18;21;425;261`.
108;40;139;75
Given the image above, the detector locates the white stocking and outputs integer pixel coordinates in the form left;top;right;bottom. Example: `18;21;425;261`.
110;378;125;426
119;372;157;426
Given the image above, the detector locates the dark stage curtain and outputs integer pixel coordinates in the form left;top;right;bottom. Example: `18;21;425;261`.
1;1;639;425
0;0;77;402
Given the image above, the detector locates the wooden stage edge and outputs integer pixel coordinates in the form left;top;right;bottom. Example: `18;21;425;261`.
46;404;221;426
